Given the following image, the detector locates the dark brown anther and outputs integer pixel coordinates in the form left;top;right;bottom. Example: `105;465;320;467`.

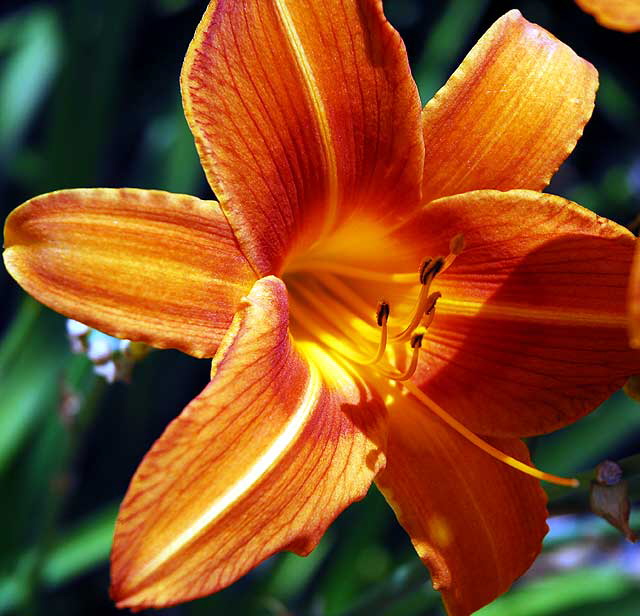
419;257;445;285
376;300;390;327
424;292;442;316
410;328;426;349
419;258;432;284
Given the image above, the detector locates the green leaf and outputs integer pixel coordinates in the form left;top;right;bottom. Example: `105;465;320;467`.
477;567;635;616
0;7;61;159
0;308;67;474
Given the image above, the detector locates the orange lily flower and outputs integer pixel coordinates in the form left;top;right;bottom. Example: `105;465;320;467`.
575;0;640;32
3;3;640;614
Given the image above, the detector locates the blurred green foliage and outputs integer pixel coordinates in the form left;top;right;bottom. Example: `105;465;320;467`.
0;1;639;615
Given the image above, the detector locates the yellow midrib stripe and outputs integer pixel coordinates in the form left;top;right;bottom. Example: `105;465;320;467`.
438;296;628;326
273;0;339;236
129;362;322;586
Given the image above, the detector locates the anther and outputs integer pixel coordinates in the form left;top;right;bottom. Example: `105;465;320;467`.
393;260;443;343
359;300;390;366
410;327;426;349
376;300;390;327
402;327;426;380
424;292;441;316
419;257;445;285
423;292;441;329
384;326;425;382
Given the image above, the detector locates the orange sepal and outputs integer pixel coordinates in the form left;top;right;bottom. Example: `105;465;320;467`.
111;276;387;609
181;0;424;274
3;188;256;358
376;393;547;616
576;0;640;32
421;10;598;204
394;190;640;437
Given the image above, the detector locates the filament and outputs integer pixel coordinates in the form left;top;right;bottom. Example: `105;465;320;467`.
315;272;376;321
391;258;444;343
379;328;425;381
362;302;389;365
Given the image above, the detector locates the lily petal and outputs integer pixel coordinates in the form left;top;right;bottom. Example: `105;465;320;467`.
376;395;547;616
3;188;255;357
421;10;598;204
111;276;387;609
628;239;640;347
181;0;424;274
575;0;640;32
397;190;640;437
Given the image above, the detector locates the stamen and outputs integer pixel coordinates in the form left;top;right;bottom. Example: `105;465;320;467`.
421;292;442;329
286;260;418;283
361;301;389;366
376;300;390;327
316;272;376;322
286;233;465;283
410;328;426;349
392;258;444;343
293;280;393;367
404;381;579;488
419;257;445;285
425;292;441;316
287;293;365;363
380;327;425;382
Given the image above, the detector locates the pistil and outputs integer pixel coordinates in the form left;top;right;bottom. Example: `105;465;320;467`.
404;381;579;488
441;233;465;273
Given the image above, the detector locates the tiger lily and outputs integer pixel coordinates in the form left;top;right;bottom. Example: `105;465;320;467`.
4;3;640;614
575;0;640;32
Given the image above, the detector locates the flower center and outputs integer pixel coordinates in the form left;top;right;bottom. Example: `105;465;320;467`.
283;233;578;489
